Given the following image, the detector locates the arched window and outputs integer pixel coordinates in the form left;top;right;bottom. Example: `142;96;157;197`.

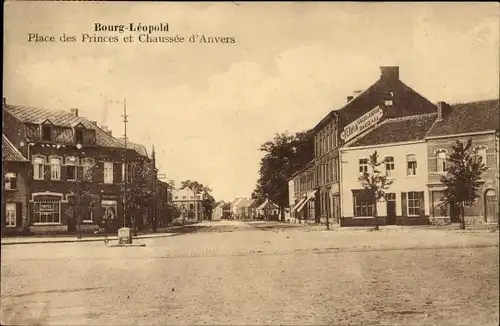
437;151;447;173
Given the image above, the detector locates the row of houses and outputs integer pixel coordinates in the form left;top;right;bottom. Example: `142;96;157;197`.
288;66;499;227
2;99;173;235
212;197;280;221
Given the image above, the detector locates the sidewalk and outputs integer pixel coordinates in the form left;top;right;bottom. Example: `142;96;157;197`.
1;231;178;246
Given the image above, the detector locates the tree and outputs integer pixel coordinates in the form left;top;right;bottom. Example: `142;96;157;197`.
357;151;394;230
124;158;158;230
253;131;314;220
180;180;215;221
440;139;488;230
66;162;100;234
202;192;216;220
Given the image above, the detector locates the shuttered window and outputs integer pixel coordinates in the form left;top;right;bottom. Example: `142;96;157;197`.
33;157;45;180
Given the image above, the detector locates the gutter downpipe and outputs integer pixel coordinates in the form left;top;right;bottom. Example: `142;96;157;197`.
336;112;343;227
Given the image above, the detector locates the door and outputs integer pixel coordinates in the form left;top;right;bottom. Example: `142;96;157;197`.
450;203;460;223
485;189;498;224
386;193;396;225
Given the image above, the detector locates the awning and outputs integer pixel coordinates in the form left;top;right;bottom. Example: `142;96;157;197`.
296;190;317;213
290;197;307;213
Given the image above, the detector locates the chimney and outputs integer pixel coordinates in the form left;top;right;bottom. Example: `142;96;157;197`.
2;97;5;106
347;96;354;103
90;121;97;125
379;66;399;81
106;130;112;136
70;108;79;117
436;101;451;121
353;90;362;96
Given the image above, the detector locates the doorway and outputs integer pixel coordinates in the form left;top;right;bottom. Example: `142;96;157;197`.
386;193;396;225
485;189;498;224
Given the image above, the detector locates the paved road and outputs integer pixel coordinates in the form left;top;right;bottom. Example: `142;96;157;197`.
1;221;499;325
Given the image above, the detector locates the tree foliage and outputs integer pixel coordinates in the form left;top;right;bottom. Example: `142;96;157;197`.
124;158;158;227
253;131;314;213
66;163;101;230
440;139;488;229
357;151;393;230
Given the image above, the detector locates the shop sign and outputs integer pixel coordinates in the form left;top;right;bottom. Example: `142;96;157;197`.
341;106;384;142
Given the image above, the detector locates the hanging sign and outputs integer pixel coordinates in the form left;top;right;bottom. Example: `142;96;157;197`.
340;106;383;142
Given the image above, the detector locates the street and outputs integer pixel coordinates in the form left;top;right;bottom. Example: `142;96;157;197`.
1;221;499;326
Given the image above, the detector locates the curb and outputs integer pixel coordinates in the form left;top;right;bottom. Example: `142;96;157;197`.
1;233;176;246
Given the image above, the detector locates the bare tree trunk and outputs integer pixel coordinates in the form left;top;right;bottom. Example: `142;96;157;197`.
373;203;379;231
460;202;466;230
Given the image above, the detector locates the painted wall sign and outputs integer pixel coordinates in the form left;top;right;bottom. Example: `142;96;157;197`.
340;106;384;142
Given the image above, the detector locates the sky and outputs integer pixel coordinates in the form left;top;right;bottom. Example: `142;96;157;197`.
4;2;499;201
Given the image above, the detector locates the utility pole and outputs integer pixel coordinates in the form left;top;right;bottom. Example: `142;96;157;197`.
122;99;128;228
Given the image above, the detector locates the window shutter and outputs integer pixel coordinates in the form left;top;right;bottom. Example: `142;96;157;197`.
1;203;5;228
45;164;51;180
61;163;67;181
94;161;104;183
419;192;425;217
428;158;437;173
113;163;122;183
16;203;22;227
401;192;407;216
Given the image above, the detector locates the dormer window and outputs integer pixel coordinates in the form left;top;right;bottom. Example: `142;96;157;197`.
42;126;52;141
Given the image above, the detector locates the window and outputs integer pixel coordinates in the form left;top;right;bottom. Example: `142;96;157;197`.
102;200;117;221
437;151;447;173
66;156;78;180
359;158;368;174
386;193;396;201
6;203;16;227
5;172;17;190
50;157;62;180
385;156;395;177
75;129;83;143
82;158;94;181
475;147;487;167
385;100;393;106
33;157;45;180
174;196;178;200
407;192;420;216
33;200;61;224
406;154;417;176
104;162;113;184
354;192;373;217
83;211;93;223
42;126;52;141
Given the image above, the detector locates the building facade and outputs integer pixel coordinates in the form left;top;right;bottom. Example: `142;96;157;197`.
2;134;30;234
340;113;438;226
289;161;317;224
426;100;499;225
172;187;203;222
3;101;157;234
310;66;438;225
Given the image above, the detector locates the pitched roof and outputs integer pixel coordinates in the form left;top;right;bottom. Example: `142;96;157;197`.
2;134;28;162
349;113;438;147
116;137;149;158
5;104;124;148
314;73;437;133
426;99;499;137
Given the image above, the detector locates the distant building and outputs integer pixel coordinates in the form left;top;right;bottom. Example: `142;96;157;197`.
212;201;225;220
172;187;203;222
256;199;280;221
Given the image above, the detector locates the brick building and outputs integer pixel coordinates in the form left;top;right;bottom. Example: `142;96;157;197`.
2;134;30;234
3;101;158;234
426;100;500;225
307;66;438;225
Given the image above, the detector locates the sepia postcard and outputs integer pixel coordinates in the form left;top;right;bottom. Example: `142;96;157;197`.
1;1;499;325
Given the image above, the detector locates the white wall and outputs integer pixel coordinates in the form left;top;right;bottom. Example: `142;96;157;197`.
340;141;430;217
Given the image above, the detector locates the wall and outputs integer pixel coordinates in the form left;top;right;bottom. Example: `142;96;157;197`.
340;141;430;218
2;162;29;234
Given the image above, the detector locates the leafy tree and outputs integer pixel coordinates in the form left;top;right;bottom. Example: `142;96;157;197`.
66;162;101;234
440;139;488;230
357;151;394;230
124;157;158;229
202;192;216;220
253;131;313;220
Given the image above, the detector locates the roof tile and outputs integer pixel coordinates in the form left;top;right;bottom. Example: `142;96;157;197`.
2;134;28;162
